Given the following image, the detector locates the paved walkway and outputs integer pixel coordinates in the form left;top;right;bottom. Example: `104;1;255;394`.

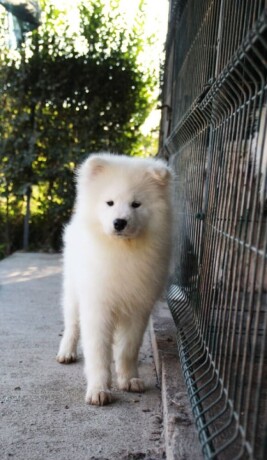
0;253;165;460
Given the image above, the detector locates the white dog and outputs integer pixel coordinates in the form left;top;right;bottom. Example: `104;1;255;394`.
57;153;173;405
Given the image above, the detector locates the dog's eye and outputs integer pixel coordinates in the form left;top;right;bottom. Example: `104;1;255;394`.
131;201;141;209
106;201;114;207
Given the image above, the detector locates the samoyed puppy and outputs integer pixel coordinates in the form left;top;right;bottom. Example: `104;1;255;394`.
57;153;173;405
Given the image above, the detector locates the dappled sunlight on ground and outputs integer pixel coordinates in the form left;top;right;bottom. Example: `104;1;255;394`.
0;253;62;285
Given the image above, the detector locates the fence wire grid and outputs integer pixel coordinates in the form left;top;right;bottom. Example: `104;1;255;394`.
160;0;267;459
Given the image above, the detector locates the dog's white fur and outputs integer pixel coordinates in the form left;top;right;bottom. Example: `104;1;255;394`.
57;153;173;405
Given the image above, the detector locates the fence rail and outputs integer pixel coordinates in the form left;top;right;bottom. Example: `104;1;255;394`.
160;1;267;458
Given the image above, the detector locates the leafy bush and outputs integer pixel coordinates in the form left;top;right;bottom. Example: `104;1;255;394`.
0;0;157;255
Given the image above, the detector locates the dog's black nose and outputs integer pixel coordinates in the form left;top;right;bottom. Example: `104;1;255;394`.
114;218;127;232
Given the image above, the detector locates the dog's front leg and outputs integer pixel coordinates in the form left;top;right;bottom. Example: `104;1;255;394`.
80;303;113;406
57;284;79;364
114;312;150;393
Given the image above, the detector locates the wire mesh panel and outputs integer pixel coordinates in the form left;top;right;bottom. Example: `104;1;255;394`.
160;0;267;458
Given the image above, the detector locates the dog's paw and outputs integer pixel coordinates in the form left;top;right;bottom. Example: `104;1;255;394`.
56;351;77;364
85;389;112;406
118;377;145;393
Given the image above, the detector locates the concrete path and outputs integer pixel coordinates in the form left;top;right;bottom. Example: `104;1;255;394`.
0;253;165;460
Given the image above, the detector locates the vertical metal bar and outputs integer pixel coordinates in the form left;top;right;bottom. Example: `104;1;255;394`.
23;185;31;251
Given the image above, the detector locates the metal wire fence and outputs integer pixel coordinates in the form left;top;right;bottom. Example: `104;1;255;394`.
159;0;267;458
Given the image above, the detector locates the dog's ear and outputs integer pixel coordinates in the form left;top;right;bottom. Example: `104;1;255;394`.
76;156;107;191
77;155;107;182
147;161;172;186
86;156;107;177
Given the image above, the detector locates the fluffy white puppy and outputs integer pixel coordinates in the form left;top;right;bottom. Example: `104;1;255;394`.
57;153;173;405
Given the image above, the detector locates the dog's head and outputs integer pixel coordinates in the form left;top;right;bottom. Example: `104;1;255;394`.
76;153;172;240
